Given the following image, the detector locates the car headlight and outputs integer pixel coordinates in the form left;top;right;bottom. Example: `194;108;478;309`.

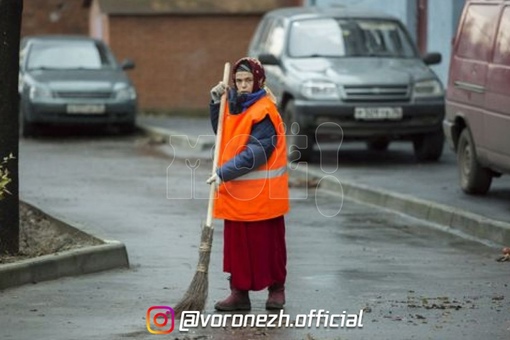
29;84;52;100
115;86;137;100
301;80;340;100
413;79;443;98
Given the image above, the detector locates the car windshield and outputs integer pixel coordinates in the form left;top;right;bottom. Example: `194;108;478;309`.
288;18;417;58
26;40;115;70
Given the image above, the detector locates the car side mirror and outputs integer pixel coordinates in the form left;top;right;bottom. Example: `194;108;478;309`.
423;52;441;65
258;53;280;66
121;59;135;70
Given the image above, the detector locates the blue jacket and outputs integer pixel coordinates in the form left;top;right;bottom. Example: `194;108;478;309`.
209;101;277;182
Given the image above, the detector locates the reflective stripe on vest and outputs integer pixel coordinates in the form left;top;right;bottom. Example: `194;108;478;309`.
231;165;287;181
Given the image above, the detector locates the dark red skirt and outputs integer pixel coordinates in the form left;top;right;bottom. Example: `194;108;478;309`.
223;215;287;291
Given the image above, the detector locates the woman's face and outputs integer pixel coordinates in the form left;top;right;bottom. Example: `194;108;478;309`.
235;71;254;94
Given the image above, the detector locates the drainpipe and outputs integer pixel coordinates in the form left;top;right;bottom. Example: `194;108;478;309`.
417;0;428;55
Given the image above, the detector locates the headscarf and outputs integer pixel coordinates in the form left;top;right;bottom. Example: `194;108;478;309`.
228;57;277;114
232;57;266;92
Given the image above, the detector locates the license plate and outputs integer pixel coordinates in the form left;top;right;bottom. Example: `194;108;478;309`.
354;107;403;120
66;104;105;114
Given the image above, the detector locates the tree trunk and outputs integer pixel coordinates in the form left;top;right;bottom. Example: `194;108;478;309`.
0;0;23;254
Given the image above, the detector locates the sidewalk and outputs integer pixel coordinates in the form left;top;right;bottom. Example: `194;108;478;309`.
137;114;510;247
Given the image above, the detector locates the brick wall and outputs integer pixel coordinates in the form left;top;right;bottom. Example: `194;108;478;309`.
22;0;88;37
108;15;263;111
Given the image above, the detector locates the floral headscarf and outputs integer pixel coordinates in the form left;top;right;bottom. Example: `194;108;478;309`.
232;57;266;93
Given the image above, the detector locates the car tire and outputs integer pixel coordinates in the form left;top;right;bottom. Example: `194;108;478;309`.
284;100;314;162
413;129;444;162
367;140;390;151
457;128;492;195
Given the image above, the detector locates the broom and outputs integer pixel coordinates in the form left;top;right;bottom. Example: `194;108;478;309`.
173;62;231;318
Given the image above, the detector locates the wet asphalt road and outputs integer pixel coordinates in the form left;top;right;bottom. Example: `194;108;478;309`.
0;132;508;340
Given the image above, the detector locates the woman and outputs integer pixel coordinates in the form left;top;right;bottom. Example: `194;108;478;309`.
207;57;289;311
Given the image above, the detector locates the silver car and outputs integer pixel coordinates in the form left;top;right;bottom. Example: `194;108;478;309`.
248;7;444;162
19;35;137;136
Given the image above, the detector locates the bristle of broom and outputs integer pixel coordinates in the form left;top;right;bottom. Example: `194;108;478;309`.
173;224;214;319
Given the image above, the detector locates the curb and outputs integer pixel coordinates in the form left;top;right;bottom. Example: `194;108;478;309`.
138;123;510;248
296;167;510;247
0;201;130;291
138;122;214;151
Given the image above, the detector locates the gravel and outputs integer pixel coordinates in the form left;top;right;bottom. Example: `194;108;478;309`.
0;202;102;264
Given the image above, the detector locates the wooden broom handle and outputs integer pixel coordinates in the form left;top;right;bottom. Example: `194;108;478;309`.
205;62;230;227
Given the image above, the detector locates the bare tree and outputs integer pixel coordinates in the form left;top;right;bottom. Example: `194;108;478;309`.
0;0;23;254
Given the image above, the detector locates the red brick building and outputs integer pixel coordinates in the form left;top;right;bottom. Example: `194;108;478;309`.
21;0;89;37
85;0;302;112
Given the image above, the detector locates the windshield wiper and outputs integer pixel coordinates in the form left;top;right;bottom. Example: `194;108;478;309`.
28;66;60;71
297;54;342;58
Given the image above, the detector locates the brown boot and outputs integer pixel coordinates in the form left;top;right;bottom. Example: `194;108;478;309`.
266;283;285;310
214;289;251;311
214;279;251;311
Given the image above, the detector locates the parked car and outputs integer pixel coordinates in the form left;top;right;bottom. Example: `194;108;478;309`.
444;0;510;195
19;35;137;136
248;7;445;162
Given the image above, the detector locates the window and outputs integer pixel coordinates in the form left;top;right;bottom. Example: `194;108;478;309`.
266;20;285;56
251;18;275;55
27;41;113;70
288;18;416;58
456;4;499;61
289;19;345;57
493;7;510;65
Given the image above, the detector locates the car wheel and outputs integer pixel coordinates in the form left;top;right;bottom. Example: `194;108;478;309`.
413;129;444;162
283;100;314;162
366;140;390;151
457;128;492;195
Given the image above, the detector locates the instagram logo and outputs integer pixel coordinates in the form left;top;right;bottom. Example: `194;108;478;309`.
146;306;175;334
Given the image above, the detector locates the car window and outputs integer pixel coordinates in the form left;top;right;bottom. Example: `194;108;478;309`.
26;40;114;70
456;4;499;61
288;18;416;58
250;17;275;56
493;6;510;65
266;20;285;56
256;18;286;56
289;19;345;57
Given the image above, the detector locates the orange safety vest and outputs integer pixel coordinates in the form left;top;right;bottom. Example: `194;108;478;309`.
213;95;290;221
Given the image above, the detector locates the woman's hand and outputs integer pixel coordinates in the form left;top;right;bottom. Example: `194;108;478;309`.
210;82;227;103
206;173;222;186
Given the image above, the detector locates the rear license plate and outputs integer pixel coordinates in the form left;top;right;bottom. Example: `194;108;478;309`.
354;107;403;120
66;104;105;114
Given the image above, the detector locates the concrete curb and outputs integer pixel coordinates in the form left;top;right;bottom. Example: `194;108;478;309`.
0;201;130;291
296;167;510;247
137;123;510;247
138;122;214;151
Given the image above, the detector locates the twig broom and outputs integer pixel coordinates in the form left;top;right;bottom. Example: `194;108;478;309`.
173;62;231;318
